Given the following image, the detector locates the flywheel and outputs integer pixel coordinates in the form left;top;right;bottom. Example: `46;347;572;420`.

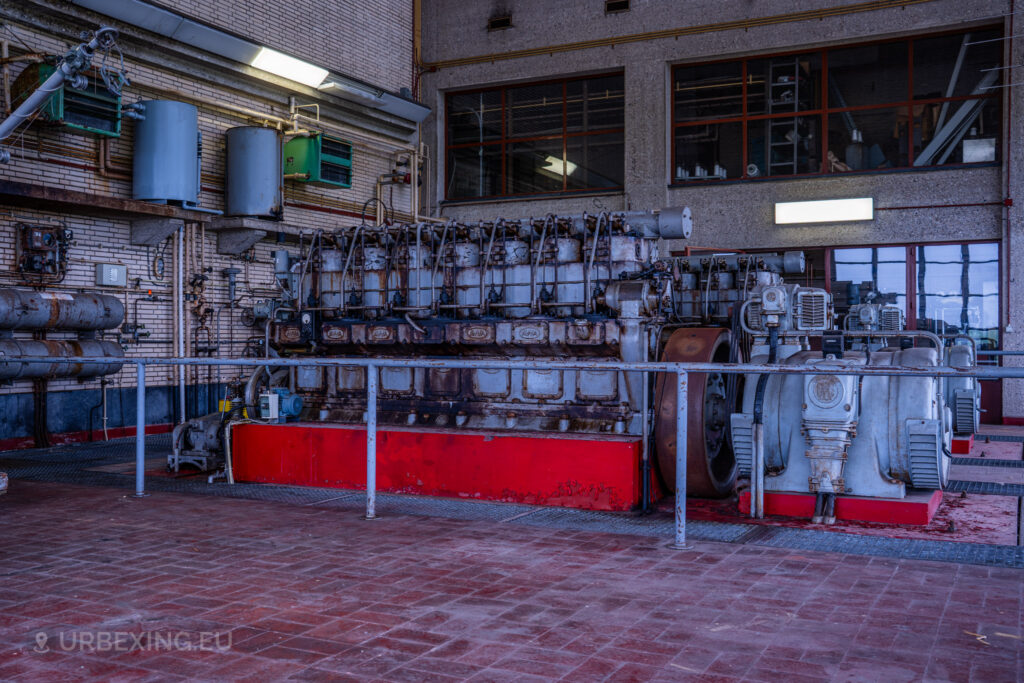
654;328;737;498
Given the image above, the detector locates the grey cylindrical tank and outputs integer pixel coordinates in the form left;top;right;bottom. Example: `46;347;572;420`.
133;101;199;205
0;289;124;330
0;339;124;380
225;126;283;219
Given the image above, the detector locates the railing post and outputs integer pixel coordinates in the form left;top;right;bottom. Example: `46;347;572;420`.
671;370;689;549
134;362;147;497
365;363;378;520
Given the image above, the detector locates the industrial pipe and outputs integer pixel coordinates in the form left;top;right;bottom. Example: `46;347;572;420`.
0;339;123;380
0;27;118;156
0;289;124;330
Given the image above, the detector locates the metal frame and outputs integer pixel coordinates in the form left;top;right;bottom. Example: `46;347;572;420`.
670;24;1003;184
10;354;1024;549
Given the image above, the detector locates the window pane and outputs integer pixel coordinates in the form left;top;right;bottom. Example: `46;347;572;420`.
673;62;743;122
831;247;907;318
566;133;623;190
826;107;908;172
913;28;1003;100
827;42;908;107
747;53;821;116
506;82;563;138
913;95;1000;167
673;122;742;181
446;145;502;199
916;243;1000;348
447;91;502;144
747;115;821;177
567;75;624;132
507;140;564;195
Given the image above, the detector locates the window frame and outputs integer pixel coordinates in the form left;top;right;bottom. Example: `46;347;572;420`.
443;72;626;202
669;25;1003;186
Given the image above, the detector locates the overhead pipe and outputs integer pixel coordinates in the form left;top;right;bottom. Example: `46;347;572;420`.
0;26;119;159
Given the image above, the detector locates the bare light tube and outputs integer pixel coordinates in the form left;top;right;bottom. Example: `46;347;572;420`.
251;48;328;88
774;198;874;225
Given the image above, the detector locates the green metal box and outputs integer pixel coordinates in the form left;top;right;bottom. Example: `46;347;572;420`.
11;63;121;137
283;133;353;188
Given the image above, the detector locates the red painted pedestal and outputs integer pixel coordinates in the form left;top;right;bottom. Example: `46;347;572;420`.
738;489;943;525
232;423;642;511
951;435;974;455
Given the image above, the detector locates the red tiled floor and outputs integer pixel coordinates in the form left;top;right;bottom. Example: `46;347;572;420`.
0;479;1021;682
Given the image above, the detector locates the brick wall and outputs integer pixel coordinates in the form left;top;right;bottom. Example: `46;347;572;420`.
0;3;418;439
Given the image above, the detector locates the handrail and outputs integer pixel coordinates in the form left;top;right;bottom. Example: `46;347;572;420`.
5;353;1023;550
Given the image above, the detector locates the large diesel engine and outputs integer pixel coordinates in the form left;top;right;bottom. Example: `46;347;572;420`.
244;207;808;498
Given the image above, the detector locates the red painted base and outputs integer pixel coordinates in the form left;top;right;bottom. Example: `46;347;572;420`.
0;424;173;452
737;489;943;525
232;423;643;511
951;435;974;455
1003;416;1024;426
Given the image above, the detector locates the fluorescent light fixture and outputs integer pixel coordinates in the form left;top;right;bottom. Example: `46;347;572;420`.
774;198;874;225
540;155;577;177
251;48;328;87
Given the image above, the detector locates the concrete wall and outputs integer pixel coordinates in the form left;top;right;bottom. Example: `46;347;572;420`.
0;0;418;442
419;0;1023;418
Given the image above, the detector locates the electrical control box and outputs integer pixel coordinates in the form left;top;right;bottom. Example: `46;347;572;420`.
11;63;122;137
259;392;280;422
283;133;353;188
95;263;128;287
16;223;72;278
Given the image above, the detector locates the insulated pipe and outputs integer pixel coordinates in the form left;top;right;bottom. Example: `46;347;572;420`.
0;289;124;330
0;339;123;380
176;226;186;423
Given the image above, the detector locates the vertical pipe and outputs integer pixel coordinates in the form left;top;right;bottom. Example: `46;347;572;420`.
365;363;378;519
754;422;765;519
176;226;186;422
672;371;688;549
134;363;147;497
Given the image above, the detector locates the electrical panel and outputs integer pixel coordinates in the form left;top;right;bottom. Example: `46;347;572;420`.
283;133;353;188
95;263;128;287
16;223;72;278
11;63;122;137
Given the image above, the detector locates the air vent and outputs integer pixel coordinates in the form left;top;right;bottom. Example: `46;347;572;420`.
796;291;828;331
879;306;903;331
487;15;512;31
605;0;630;13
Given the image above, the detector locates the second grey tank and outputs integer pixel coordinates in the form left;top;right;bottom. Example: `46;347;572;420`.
225;126;283;219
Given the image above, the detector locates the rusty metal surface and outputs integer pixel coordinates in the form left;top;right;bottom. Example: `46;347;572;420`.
0;180;213;222
0;340;124;380
654;328;736;498
0;289;124;330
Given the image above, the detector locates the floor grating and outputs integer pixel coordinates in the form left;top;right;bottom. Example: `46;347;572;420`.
951;457;1024;468
3;435;1023;568
976;434;1024;443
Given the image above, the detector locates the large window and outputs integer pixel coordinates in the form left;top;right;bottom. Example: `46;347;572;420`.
823;241;999;351
672;27;1002;184
445;74;624;200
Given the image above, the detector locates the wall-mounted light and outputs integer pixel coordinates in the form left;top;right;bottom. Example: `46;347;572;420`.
774;198;874;225
251;48;328;88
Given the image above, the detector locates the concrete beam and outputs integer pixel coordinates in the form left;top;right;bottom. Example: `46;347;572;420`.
0;180;214;223
211;217;270;254
131;218;183;246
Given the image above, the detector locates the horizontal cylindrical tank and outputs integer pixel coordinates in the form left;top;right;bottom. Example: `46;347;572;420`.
0;290;124;330
0;339;124;380
133;101;199;206
225;126;283;219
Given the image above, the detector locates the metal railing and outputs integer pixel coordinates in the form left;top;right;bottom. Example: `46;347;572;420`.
7;354;1024;549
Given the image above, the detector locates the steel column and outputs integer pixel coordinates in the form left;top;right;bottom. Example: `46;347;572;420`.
134;362;147;497
365;363;378;520
671;371;689;549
